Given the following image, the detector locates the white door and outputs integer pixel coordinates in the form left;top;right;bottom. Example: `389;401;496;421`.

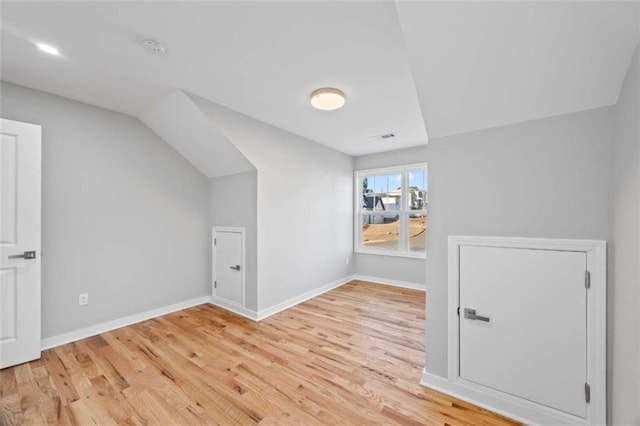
459;245;587;418
213;230;244;306
0;119;42;369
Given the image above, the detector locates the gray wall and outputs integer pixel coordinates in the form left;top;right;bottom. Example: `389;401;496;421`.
189;93;354;311
612;45;640;426
424;107;614;379
0;82;210;339
353;145;427;285
354;145;428;171
209;171;258;311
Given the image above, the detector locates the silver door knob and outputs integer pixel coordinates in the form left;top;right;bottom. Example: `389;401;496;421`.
8;251;36;260
229;265;241;271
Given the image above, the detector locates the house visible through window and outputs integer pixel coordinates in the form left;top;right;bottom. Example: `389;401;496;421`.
355;164;427;258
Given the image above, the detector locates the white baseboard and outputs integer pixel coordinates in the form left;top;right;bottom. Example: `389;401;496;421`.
40;274;416;350
209;296;258;321
210;274;422;322
353;274;425;291
41;295;211;350
255;275;354;321
420;370;585;426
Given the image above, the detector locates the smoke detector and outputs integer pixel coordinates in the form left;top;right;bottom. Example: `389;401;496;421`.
142;39;166;56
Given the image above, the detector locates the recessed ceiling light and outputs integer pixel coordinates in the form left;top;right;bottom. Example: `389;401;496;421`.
310;88;346;111
35;42;60;56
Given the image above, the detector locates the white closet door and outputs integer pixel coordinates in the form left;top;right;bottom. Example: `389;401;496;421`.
459;245;587;418
214;230;243;306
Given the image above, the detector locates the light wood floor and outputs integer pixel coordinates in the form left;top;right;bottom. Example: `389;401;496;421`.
1;280;519;425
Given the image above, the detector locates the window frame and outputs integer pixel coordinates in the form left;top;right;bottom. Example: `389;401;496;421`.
354;162;427;259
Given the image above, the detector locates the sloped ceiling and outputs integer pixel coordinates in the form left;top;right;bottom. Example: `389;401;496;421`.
395;1;639;138
1;1;638;171
140;91;254;179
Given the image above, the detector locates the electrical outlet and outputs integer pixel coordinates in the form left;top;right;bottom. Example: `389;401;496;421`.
78;293;89;306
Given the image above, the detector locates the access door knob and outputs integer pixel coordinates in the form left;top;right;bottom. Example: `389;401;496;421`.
8;250;36;260
464;308;490;323
229;265;241;271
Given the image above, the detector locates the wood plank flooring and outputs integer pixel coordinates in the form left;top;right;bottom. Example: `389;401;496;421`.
1;280;519;425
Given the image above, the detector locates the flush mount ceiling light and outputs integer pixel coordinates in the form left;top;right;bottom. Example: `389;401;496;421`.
142;39;166;56
35;42;60;56
310;87;346;111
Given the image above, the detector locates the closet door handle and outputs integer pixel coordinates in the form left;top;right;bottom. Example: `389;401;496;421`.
230;265;241;271
464;308;490;323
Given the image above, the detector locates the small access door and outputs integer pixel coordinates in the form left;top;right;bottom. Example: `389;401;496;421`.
1;118;42;369
212;228;244;307
459;245;587;418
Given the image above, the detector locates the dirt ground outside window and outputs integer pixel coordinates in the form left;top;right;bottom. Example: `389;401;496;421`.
362;216;426;250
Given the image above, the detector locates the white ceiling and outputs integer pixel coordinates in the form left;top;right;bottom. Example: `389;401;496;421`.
396;1;639;138
1;1;638;158
0;1;427;156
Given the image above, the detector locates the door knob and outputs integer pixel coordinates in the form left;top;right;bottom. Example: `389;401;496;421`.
8;251;36;260
229;265;241;271
464;308;490;323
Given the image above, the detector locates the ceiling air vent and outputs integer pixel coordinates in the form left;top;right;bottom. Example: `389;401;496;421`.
375;133;396;140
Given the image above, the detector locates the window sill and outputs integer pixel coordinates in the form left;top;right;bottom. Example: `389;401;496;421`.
354;248;426;260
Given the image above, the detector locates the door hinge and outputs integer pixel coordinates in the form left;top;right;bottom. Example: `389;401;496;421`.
214;238;217;246
214;281;217;289
585;270;591;289
457;307;460;316
585;383;591;403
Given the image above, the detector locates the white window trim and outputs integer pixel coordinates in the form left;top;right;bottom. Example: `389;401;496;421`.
354;163;427;259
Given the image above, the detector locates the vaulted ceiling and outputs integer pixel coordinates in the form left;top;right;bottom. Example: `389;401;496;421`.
1;1;638;160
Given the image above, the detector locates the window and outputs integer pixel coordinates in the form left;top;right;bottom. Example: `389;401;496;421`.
355;163;427;258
